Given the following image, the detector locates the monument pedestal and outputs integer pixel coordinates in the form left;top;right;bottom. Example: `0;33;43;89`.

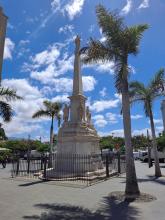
55;122;103;173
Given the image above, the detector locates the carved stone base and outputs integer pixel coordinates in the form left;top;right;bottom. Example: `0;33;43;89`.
57;121;100;155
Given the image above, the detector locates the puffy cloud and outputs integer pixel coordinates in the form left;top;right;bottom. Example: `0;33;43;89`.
58;25;74;34
99;87;107;97
32;45;61;68
2;78;47;136
121;0;133;15
64;0;85;20
138;0;150;9
52;94;70;103
106;112;119;124
131;114;143;120
90;99;119;113
92;115;108;128
4;38;15;60
51;0;86;20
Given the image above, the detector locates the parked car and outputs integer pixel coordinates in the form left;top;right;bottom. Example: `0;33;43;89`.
140;149;165;163
133;151;139;160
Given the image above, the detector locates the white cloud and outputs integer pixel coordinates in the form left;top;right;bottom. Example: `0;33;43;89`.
121;0;133;15
52;94;70;103
32;45;60;67
106;112;119;124
83;76;97;92
149;119;162;125
90;99;119;113
51;0;61;11
99;87;107;97
131;114;143;120
92;115;108;128
1;78;47;136
63;0;85;20
138;0;150;9
84;61;115;74
4;38;15;60
58;25;74;34
95;61;115;74
51;0;85;20
100;36;107;43
154;119;162;125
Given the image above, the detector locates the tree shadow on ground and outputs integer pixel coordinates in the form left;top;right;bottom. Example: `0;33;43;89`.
119;175;165;186
136;175;165;186
23;195;140;220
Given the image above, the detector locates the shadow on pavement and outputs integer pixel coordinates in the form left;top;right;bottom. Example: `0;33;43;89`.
137;175;165;186
19;180;50;187
23;195;140;220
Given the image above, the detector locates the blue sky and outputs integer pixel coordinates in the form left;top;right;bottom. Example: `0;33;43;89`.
0;0;165;140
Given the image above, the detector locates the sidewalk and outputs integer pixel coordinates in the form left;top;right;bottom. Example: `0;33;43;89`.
0;161;165;220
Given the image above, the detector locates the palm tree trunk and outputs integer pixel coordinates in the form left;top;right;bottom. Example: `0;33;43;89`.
149;107;162;177
50;115;54;154
122;73;140;196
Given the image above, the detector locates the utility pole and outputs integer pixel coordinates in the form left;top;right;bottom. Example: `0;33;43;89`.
0;7;8;86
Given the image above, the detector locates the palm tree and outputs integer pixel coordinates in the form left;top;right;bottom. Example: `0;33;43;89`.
81;4;148;196
0;87;22;122
32;100;62;153
129;69;165;177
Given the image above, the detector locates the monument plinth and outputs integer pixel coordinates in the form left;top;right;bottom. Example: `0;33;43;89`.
57;36;100;156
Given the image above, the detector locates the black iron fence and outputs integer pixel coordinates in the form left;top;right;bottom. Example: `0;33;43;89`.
11;152;126;186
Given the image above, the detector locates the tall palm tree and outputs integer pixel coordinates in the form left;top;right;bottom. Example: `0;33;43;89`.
32;100;62;153
0;87;22;122
129;69;165;177
81;4;148;196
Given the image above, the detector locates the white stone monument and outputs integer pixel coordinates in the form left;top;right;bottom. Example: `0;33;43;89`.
57;36;100;156
161;100;165;132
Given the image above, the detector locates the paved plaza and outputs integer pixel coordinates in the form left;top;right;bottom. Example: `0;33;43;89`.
0;161;165;220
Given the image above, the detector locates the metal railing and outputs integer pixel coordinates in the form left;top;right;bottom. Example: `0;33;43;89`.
11;152;126;186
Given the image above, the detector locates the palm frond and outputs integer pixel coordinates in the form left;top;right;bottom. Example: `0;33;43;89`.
149;68;165;95
124;24;149;55
0;101;13;122
32;110;50;119
81;38;113;64
0;87;23;101
96;4;124;49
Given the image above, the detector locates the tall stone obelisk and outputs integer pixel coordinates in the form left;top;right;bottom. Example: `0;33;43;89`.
0;7;8;85
57;36;100;155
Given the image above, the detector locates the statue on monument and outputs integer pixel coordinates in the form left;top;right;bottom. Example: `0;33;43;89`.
86;106;92;124
77;103;84;122
63;104;69;122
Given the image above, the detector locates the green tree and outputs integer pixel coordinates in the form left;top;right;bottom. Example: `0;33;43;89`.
132;135;148;151
157;133;165;152
81;4;148;196
0;87;22;122
129;69;165;177
32;100;62;153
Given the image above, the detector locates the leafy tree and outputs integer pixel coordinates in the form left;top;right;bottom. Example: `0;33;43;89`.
32;100;62;153
131;135;148;151
81;4;148;196
0;87;22;122
129;69;165;177
36;143;50;153
157;133;165;152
